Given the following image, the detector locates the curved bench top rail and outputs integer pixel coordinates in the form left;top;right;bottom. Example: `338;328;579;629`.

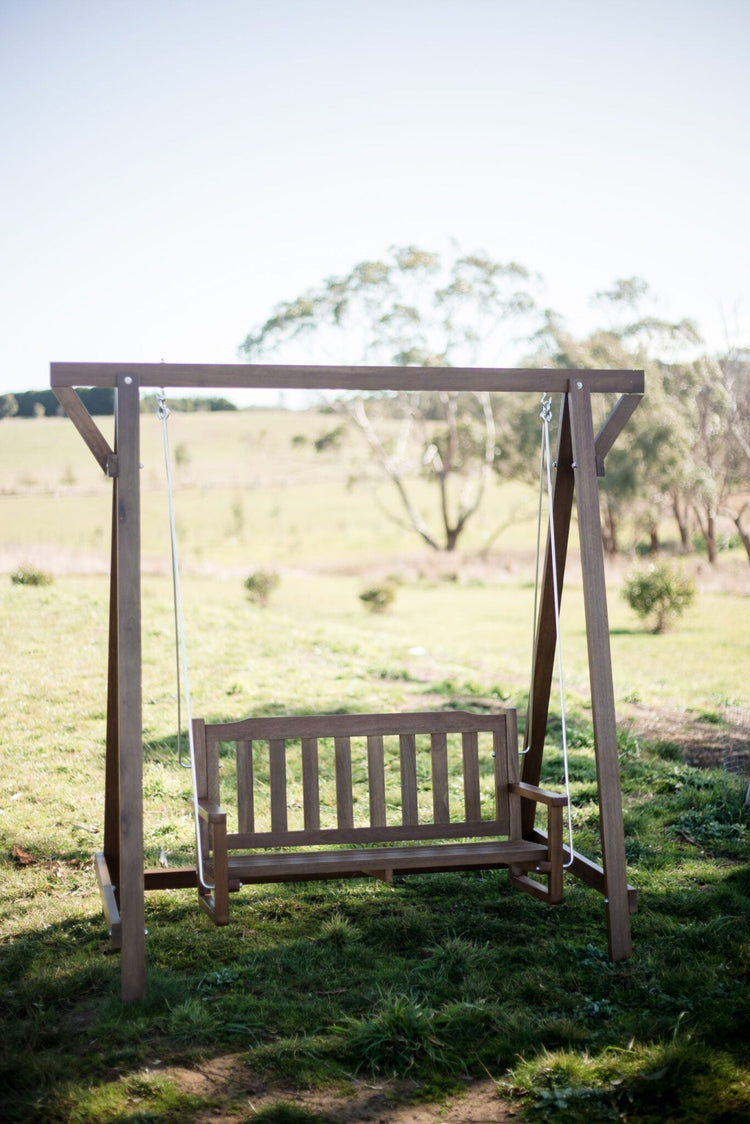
51;361;644;395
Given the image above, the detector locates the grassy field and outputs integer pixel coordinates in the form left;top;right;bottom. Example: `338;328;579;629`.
0;411;749;1123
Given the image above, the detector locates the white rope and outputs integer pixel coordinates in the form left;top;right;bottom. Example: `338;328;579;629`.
157;391;214;891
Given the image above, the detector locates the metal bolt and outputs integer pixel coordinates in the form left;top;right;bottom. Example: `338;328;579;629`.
124;376;132;385
576;380;583;389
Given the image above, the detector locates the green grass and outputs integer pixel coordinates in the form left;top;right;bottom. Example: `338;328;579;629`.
0;412;749;1122
1;572;749;1122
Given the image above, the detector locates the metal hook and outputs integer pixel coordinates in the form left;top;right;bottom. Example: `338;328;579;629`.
156;387;170;423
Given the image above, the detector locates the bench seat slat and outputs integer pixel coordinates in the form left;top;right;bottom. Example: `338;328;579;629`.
226;838;548;884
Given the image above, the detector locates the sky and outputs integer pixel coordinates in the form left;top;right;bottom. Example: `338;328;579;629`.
1;0;748;401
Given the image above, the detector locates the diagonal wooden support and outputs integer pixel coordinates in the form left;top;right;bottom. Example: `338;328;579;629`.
521;394;575;832
52;387;116;474
594;393;643;477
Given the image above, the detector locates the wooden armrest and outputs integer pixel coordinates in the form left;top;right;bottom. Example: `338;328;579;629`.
509;781;568;808
198;801;227;824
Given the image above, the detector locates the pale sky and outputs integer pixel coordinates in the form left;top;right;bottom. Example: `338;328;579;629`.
1;0;748;397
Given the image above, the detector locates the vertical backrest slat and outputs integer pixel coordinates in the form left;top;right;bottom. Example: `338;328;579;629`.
335;735;354;829
504;710;522;838
399;733;419;825
301;736;320;831
269;739;288;833
430;731;450;824
462;730;481;821
236;739;254;833
367;734;387;827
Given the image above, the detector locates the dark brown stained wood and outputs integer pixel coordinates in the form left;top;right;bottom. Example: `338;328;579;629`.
224;839;550;883
569;378;632;962
51;360;644;395
269;739;288;833
205;710;508;742
430;732;450;824
335;736;354;829
52;387;114;472
522;393;576;834
143;866;198;890
367;735;387;827
504;711;523;840
104;481;120;883
462;731;481;821
236;739;254;833
492;724;509;830
227;819;506;849
114;374;146;1002
301;737;320;831
399;733;419;825
594;393;643;475
205;734;220;806
529;829;638;912
193;721;207;798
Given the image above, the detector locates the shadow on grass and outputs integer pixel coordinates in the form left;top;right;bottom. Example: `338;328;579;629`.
2;851;750;1122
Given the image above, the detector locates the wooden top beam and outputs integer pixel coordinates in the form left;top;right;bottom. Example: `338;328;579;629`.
51;361;644;395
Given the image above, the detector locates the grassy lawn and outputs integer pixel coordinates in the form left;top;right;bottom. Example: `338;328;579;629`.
0;412;748;1122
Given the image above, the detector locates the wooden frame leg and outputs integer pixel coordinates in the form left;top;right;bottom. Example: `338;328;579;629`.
569;379;632;962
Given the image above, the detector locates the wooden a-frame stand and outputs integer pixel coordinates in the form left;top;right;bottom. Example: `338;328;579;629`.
52;361;643;1002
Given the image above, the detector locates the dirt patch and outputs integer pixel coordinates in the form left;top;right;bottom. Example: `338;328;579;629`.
153;1056;518;1122
625;702;750;774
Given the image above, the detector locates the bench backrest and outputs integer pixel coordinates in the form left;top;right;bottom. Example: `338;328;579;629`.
193;709;521;850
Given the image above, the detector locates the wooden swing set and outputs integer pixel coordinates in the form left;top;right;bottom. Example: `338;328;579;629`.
52;361;643;1002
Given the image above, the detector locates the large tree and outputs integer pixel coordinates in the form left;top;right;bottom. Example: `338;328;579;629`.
240;245;539;551
526;279;704;554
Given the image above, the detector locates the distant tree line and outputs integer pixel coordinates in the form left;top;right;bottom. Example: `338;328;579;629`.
0;388;115;418
139;394;238;414
0;389;238;419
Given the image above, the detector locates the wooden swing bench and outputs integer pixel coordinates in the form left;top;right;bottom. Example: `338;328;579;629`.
192;708;568;924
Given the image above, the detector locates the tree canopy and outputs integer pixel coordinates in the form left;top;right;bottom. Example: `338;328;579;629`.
241;246;750;560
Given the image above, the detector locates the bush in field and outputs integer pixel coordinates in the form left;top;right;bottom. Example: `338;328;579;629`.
244;569;280;607
10;563;53;587
359;583;396;614
622;560;695;633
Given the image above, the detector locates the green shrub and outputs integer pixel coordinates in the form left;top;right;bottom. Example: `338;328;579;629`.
359;583;396;613
10;563;53;587
621;561;695;633
244;569;280;607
